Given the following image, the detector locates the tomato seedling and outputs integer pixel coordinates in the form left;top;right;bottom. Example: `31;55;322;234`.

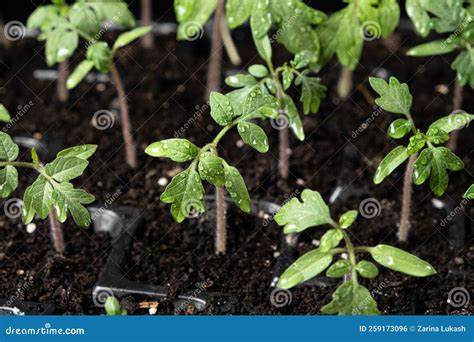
275;189;436;315
316;0;400;98
105;296;127;316
0;129;96;254
369;76;473;241
27;0;135;103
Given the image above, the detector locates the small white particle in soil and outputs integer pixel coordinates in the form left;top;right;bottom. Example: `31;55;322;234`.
96;83;106;92
26;223;36;234
273;251;280;258
296;178;305;186
163;101;170;109
149;307;157;315
97;181;103;187
157;177;169;187
236;139;244;148
311;239;320;246
16;269;25;276
177;85;185;93
435;84;449;95
263;213;270;220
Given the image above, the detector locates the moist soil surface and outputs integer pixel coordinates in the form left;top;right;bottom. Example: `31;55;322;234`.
0;27;472;315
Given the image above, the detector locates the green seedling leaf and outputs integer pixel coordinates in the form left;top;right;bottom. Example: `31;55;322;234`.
209;92;234;126
281;94;305;141
321;281;380;315
237;121;269;153
405;0;430;37
452;50;474;88
69;1;101;37
53;182;95;227
27;5;61;30
160;167;205;223
388;119;412;139
226;0;253;29
464;184;474;199
320;229;344;252
67;60;94;89
274;189;332;234
253;35;272;62
113;26;153;52
31;148;39;165
369;244;436;277
250;0;271;38
45;157;89;182
223;164;251;213
326;260;351;278
27;176;54;219
57;145;97;160
277;249;333;289
0;166;18;198
248;64;268;78
0;104;11;123
86;42;111;73
369;77;412;115
435;147;464;171
426;127;449;145
225;74;257;88
105;296;127;316
176;0;218;40
175;0;196;22
90;2;135;28
407;132;426;155
0;132;19;161
428;113;474;134
413;148;432;185
22;186;35;224
373;146;409;184
407;40;456;57
339;210;357;229
198;152;225;187
45;22;79;65
294;72;327;114
282;66;294;91
355;260;379;279
145;139;200;162
292;50;312;69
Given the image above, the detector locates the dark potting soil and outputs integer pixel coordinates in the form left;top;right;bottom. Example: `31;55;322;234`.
0;28;472;315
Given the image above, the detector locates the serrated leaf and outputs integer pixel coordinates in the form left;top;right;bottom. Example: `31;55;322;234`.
67;60;94;89
294;72;327;114
160;167;205;223
113;26;153;51
292;50;312;69
406;0;430;37
373;146;409;184
321;282;380;315
237;121;269;153
452;49;474;88
28;176;54;219
430;147;449;196
413;148;432;185
53;182;95;228
464;184;474;199
45;157;89;182
320;229;344;252
326;260;352;278
86;42;111;73
369;77;412;115
198;152;225;187
388;119;412;139
407;133;426;155
277;249;333;289
0;132;19;161
0;166;18;198
0;104;11;123
209;92;234;126
369;244;436;277
355;260;379;279
339;210;357;229
436;147;463;171
22;186;35;224
223;164;251;213
145;139;200;162
45;22;78;65
57;145;97;160
274;189;332;233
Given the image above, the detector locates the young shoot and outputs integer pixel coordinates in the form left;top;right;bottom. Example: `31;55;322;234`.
66;25;152;170
105;296;127;316
464;185;474;199
406;0;474;150
27;0;135;103
145;89;281;254
0;130;96;253
316;0;400;98
275;189;436;315
369;76;474;241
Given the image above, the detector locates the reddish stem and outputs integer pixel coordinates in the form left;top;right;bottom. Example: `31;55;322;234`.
215;187;226;254
447;80;463;151
337;66;353;99
49;209;65;255
141;0;154;48
57;60;69;103
398;154;416;242
278;118;289;179
110;63;138;169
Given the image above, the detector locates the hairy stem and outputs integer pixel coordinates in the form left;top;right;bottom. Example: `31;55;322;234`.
141;0;154;48
49;209;65;255
206;0;224;99
57;60;69;103
341;229;358;285
220;15;241;66
110;63;138;169
447;80;463;151
337;66;353;99
215;186;227;254
399;153;417;242
278;118;289;179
